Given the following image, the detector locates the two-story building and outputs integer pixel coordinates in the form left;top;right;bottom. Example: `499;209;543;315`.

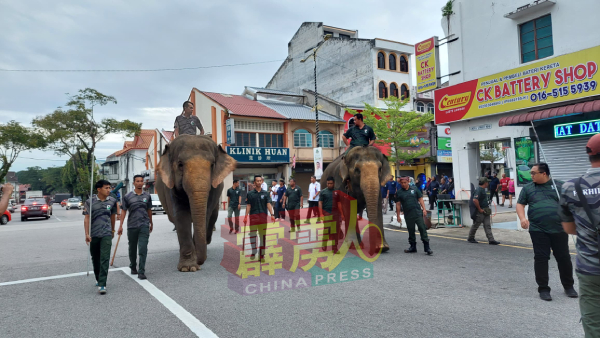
437;0;600;225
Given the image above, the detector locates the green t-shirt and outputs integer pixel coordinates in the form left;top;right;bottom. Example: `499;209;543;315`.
319;188;335;213
473;186;489;209
395;186;423;219
227;187;241;208
517;180;563;233
246;189;271;215
343;124;376;147
285;186;303;209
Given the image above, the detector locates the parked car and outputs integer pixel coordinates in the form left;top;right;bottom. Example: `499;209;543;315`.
66;198;82;210
61;199;68;207
7;204;16;213
1;210;11;225
21;199;51;221
150;194;166;215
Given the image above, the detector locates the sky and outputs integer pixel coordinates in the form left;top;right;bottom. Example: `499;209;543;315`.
1;0;450;172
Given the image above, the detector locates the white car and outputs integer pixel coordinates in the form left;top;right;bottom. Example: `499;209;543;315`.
66;198;82;210
150;194;166;214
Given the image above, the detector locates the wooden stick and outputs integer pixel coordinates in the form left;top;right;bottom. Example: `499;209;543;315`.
110;233;122;266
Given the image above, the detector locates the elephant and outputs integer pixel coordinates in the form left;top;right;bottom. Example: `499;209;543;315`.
322;146;392;252
156;135;236;272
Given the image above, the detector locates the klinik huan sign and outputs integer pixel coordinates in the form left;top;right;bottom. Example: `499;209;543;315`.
434;45;600;124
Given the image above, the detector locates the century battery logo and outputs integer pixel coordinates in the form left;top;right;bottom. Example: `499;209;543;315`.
438;92;472;111
416;39;433;54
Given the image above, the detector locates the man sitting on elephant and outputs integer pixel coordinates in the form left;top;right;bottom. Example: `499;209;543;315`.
342;113;376;154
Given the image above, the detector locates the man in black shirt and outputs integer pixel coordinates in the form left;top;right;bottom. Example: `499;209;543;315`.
342;113;376;153
226;180;242;234
489;172;500;205
174;101;204;137
283;178;303;231
244;175;275;261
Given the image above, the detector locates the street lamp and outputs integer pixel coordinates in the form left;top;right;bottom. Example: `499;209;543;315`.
300;34;331;148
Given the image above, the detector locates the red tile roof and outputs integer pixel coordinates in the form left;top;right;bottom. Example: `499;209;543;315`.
115;130;154;156
201;91;286;119
499;99;600;127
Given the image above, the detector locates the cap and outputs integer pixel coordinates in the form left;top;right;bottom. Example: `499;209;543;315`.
479;177;489;184
586;134;600;156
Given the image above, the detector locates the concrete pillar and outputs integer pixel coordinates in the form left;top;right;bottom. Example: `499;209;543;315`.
453;141;480;226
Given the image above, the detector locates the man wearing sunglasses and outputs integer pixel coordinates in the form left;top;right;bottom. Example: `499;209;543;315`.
517;162;576;302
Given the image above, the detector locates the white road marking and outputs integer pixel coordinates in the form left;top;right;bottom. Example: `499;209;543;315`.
0;267;219;338
54;216;62;222
123;270;219;338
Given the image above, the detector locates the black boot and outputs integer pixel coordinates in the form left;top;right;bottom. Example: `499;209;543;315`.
423;241;433;255
404;242;417;253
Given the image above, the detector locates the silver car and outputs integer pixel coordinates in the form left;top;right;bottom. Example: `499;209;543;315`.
66;198;82;210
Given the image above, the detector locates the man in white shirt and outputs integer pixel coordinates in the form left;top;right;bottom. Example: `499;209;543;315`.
261;180;268;192
270;180;278;212
307;175;321;220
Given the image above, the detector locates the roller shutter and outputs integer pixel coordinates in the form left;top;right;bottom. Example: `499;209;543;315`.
539;136;592;182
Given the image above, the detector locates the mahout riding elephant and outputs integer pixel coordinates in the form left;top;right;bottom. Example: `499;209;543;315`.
156;135;236;272
322;146;392;252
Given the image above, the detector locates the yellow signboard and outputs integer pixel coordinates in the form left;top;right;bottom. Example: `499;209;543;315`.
435;45;600;124
415;37;440;94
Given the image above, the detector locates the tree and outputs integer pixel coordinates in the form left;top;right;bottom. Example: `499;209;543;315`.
0;121;47;182
33;88;140;198
348;96;434;167
442;0;455;34
480;142;504;174
17;166;68;195
62;153;98;198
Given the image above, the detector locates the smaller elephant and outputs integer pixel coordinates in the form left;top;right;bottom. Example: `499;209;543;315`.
156;135;236;272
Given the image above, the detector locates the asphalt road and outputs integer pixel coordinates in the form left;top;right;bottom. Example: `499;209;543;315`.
0;205;584;338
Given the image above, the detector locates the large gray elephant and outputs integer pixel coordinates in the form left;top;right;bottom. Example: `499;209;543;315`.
156;135;236;272
322;146;392;252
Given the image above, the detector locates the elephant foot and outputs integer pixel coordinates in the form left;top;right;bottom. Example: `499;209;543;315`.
375;240;390;253
178;255;201;272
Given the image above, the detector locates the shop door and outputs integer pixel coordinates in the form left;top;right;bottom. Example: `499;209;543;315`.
540;137;591;182
239;180;248;205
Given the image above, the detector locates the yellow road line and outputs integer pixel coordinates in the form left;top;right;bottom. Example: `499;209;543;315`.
384;227;577;256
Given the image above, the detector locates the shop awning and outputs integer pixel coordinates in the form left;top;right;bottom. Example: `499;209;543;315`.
499;99;600;127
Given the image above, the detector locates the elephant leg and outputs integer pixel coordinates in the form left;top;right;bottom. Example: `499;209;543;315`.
377;198;390;252
174;209;200;272
206;206;219;245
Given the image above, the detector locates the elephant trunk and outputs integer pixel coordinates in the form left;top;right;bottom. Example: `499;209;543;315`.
183;159;212;264
360;163;382;229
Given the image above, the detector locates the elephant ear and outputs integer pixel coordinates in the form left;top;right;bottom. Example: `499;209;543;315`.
380;154;392;186
157;145;174;189
212;145;236;188
339;159;349;181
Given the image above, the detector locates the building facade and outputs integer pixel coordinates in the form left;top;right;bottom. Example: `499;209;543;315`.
437;0;600;225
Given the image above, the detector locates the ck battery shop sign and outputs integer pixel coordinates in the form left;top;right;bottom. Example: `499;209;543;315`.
435;45;600;124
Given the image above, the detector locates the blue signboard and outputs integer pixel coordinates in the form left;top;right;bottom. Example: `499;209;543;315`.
555;118;600;138
227;147;290;163
226;119;235;144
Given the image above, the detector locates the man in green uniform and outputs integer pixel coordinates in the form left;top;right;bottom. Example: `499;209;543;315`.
283;178;303;231
244;175;275;261
83;179;117;295
395;176;432;255
516;162;576;301
319;177;344;253
342;113;376;154
468;177;500;245
117;175;153;280
227;180;242;234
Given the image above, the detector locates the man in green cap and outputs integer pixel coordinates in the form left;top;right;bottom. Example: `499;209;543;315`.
395;176;432;255
468;177;500;245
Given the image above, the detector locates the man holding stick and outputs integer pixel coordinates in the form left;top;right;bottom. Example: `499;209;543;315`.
84;180;117;295
244;175;275;261
117;175;153;280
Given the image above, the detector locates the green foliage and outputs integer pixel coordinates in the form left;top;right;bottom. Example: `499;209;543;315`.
62;152;98;198
17;166;68;195
0;121;47;182
480;142;504;166
347;97;434;166
442;0;455;17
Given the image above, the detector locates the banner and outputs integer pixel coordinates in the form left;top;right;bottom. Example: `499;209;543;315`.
514;137;535;186
313;147;323;179
415;37;440;94
435;45;600;124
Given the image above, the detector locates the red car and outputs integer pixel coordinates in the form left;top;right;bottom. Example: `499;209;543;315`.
61;199;67;207
1;210;11;225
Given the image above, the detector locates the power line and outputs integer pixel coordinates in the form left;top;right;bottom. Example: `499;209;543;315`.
0;59;284;72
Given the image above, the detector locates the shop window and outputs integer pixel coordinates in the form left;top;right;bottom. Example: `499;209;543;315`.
318;131;334;148
520;14;553;63
235;132;256;147
259;133;283;147
339;34;350;39
324;30;334;37
377;52;386;69
294;129;313;148
416;101;425;113
400;84;409;100
390;83;399;98
389;54;397;71
378;81;388;99
399;55;408;72
427;103;434;113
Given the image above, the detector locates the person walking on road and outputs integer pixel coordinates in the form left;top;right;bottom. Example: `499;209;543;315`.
227;180;242;234
84;179;118;295
342;113;376;154
243;175;275;261
174;101;204;137
427;177;440;210
275;179;287;220
489;172;500;205
319;177;343;252
500;173;511;207
508;178;516;207
395;177;432;255
117;175;153;280
283;178;303;231
270;180;278;213
560;133;600;337
385;176;397;211
467;177;500;245
516;163;576;301
307;176;321;220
